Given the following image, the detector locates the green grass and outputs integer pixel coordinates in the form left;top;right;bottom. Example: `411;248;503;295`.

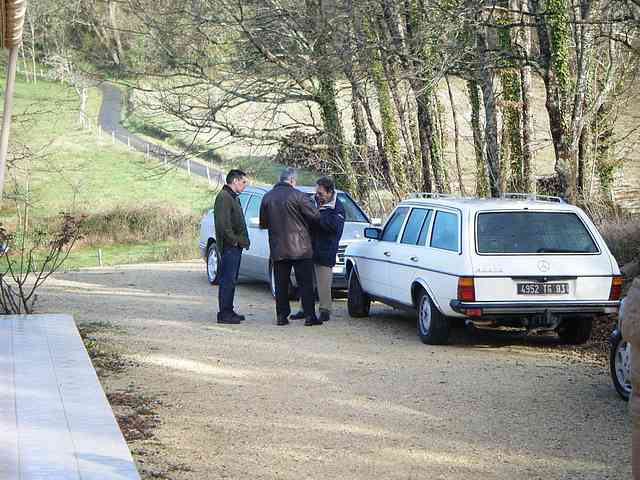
1;74;213;269
63;241;200;269
5;75;214;218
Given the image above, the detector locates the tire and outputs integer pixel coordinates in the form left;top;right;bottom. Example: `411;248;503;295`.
347;268;371;318
557;316;593;345
206;243;221;285
416;290;450;345
610;332;632;401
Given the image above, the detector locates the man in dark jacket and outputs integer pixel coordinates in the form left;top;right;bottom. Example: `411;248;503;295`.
259;168;321;326
213;169;250;324
291;176;345;322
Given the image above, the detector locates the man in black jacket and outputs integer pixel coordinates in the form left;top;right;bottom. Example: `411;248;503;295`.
291;176;345;322
259;168;321;326
213;169;249;324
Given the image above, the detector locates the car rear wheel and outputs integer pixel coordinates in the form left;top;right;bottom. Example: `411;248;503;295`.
557;316;593;344
206;243;220;285
610;331;631;401
417;290;450;345
347;269;370;317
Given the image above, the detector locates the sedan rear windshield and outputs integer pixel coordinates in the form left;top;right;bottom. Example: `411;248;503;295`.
476;212;599;254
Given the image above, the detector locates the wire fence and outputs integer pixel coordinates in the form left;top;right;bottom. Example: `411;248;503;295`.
61;244;200;270
91;119;225;189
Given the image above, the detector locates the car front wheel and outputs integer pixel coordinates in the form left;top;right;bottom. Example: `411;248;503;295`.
557;316;593;345
417;290;450;345
347;268;370;317
206;243;220;285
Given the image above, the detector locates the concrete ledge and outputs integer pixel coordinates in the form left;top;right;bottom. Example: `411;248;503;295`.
0;314;140;479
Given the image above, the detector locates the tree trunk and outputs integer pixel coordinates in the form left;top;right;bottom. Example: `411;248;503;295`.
520;65;535;193
414;91;434;192
446;76;465;195
366;16;405;196
27;12;37;84
433;96;450;193
108;1;126;66
308;0;356;193
467;80;488;197
477;31;501;197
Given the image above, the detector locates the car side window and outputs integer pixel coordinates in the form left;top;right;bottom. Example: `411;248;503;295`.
401;208;432;245
337;192;369;223
245;195;261;223
381;207;409;242
239;193;251;212
430;211;459;252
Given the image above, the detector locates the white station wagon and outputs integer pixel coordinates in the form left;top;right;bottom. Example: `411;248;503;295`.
345;193;622;345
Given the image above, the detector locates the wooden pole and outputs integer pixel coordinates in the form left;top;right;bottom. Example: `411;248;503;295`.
0;47;20;200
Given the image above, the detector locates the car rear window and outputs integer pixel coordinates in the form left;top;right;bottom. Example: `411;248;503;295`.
476;212;599;254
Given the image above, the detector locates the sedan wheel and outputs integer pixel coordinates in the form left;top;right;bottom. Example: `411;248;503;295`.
206;243;220;285
610;333;632;401
416;290;450;345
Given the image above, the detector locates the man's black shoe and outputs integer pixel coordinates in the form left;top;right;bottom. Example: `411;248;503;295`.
277;316;290;326
304;316;323;326
319;310;330;323
289;310;306;320
218;315;241;324
232;312;246;321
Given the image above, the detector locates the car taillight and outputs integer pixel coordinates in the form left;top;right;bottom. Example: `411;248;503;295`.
457;277;475;302
609;275;624;301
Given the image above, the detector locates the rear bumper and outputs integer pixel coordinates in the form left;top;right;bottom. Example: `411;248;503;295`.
450;299;620;315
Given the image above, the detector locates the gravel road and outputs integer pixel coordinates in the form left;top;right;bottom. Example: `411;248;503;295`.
40;261;631;479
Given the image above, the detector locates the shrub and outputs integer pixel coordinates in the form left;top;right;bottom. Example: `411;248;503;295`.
0;213;85;314
78;204;199;246
599;217;640;266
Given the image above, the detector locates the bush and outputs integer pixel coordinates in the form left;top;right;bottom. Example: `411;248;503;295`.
79;204;199;246
0;213;85;314
599;217;640;266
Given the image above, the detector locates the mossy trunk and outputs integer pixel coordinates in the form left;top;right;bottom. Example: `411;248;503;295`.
497;12;524;192
317;79;355;193
367;21;405;197
467;79;488;197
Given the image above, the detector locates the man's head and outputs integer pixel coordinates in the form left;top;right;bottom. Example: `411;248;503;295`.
315;176;335;205
279;167;298;186
226;169;248;193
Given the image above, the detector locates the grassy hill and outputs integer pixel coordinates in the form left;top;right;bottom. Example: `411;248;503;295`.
3;74;215;268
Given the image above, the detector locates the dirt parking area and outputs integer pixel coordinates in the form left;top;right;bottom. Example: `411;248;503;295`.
40;260;631;479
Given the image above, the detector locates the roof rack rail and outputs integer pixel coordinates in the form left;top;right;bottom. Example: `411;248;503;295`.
410;192;457;199
501;192;565;203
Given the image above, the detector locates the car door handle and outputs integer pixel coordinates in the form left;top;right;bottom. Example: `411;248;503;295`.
410;256;419;262
384;251;391;257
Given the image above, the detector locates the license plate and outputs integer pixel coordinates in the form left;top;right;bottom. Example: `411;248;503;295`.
517;283;569;295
